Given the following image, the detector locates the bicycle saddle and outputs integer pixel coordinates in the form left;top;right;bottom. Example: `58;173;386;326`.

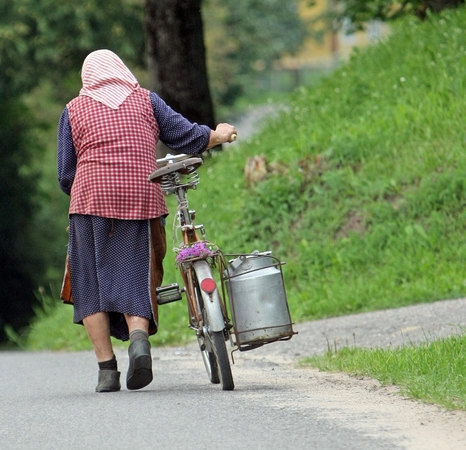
149;157;203;184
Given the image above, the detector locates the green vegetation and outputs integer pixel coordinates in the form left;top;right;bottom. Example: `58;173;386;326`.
302;332;466;410
205;8;466;320
19;3;466;384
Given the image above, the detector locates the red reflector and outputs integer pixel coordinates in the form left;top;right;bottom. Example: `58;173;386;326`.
201;278;216;293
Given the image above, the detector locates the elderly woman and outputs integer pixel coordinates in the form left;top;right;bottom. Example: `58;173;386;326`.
58;49;236;393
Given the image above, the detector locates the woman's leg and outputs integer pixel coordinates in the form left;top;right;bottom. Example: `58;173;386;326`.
83;312;114;362
124;314;149;334
83;312;121;392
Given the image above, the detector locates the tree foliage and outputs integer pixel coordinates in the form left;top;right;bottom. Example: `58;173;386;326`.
0;99;42;340
331;0;465;31
203;0;306;104
0;0;145;98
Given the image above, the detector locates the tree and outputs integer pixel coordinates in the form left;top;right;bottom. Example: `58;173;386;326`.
0;0;145;342
0;98;42;341
144;0;215;128
144;0;306;112
0;0;145;98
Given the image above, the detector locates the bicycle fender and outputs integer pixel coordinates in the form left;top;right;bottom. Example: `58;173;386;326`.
192;260;225;332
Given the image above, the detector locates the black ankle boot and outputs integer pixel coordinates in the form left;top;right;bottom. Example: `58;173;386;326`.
126;339;153;390
96;370;121;392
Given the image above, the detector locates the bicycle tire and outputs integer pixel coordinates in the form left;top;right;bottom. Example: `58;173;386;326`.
210;330;234;391
192;269;234;391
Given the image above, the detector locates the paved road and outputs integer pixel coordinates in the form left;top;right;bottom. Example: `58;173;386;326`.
0;349;403;450
2;297;466;450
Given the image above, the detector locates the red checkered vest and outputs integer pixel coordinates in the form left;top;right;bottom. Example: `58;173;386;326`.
67;88;168;220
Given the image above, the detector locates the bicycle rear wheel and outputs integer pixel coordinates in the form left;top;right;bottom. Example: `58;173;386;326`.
208;329;234;391
192;267;234;391
197;312;220;385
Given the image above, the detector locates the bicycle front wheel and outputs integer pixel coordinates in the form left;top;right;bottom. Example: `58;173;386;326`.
192;264;234;391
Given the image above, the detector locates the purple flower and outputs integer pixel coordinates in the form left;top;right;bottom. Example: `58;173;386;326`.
175;242;215;265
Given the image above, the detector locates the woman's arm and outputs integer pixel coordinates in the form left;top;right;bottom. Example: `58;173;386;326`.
150;92;236;153
57;108;77;195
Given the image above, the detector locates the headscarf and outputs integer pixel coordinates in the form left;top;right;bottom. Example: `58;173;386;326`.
79;49;139;110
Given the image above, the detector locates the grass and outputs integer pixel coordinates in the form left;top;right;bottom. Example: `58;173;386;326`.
301;332;466;410
13;5;466;410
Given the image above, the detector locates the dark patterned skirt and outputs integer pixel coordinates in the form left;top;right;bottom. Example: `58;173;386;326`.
68;214;166;341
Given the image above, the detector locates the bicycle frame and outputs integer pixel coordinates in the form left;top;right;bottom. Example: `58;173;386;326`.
149;154;234;390
168;169;228;332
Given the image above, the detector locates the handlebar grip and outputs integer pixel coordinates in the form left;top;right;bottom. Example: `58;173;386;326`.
230;133;237;142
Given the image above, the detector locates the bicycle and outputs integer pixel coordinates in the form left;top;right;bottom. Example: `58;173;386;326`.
149;153;235;391
149;152;296;391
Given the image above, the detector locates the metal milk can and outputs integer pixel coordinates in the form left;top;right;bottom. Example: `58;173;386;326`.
224;251;295;350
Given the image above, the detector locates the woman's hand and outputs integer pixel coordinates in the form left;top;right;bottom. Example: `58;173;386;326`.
207;123;237;149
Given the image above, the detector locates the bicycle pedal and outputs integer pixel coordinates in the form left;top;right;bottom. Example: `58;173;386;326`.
156;283;183;305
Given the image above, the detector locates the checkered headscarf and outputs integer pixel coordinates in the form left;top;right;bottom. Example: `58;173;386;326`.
79;50;139;110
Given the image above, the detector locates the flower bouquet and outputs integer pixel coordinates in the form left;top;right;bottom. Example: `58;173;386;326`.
175;241;218;267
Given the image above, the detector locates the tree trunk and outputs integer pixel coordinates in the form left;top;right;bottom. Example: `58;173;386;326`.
144;0;215;130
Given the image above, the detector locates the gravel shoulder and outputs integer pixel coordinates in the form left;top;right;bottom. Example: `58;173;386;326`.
251;296;466;362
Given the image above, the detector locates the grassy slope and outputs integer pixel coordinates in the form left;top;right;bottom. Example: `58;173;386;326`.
199;9;466;320
23;7;466;350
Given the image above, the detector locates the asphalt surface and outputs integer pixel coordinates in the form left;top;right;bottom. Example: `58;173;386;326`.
2;297;466;450
0;350;404;450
